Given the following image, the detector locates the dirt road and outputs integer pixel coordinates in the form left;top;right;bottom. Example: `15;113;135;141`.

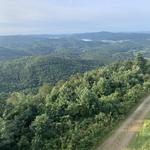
97;95;150;150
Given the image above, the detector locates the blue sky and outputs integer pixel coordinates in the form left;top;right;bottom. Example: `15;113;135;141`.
0;0;150;34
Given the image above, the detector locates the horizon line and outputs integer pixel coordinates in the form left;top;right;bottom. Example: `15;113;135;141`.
0;30;150;36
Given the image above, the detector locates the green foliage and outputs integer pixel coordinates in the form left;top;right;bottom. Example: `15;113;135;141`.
0;56;101;92
0;32;150;62
0;59;149;150
136;53;147;73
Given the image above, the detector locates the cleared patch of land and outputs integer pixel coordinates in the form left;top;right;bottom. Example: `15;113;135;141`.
97;95;150;150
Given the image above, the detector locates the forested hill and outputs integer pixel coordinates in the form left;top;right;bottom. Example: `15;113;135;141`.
0;32;150;62
0;55;101;93
0;55;149;150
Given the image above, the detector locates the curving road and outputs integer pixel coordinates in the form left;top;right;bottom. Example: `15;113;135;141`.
97;95;150;150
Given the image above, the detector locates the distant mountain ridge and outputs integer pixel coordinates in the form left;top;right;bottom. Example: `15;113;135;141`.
0;31;150;61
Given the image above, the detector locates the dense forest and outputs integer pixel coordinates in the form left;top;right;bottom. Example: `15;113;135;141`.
0;32;150;62
0;56;101;93
0;54;149;150
1;32;150;93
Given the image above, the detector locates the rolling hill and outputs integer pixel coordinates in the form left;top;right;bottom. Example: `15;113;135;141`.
0;32;150;62
0;55;101;93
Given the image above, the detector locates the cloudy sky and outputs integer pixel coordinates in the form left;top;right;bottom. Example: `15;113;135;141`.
0;0;150;34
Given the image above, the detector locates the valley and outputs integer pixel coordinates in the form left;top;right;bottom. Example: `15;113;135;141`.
0;32;150;150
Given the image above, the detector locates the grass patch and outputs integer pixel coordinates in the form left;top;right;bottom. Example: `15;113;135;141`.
128;113;150;150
